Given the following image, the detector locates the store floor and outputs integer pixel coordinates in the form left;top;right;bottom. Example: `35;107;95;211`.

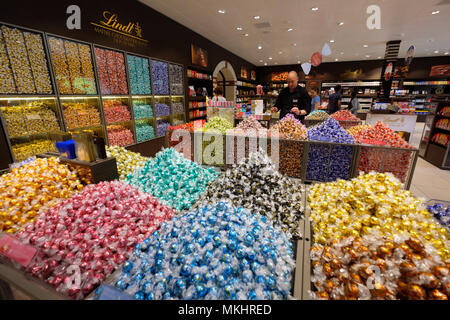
408;122;450;202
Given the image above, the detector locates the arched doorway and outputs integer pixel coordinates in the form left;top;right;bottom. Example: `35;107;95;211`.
212;61;237;102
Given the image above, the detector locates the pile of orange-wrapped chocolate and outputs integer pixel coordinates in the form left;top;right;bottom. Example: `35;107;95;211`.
310;235;449;300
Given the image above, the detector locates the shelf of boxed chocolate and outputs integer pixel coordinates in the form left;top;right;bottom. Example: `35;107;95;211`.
1;111;448;300
0;22;187;168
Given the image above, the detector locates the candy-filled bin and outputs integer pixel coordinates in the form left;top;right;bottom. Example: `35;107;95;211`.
0;97;63;162
47;35;97;95
126;54;151;95
170;95;186;126
0;23;53;95
154;96;171;137
355;143;419;189
94;46;128;95
151;59;169;95
132;96;156;143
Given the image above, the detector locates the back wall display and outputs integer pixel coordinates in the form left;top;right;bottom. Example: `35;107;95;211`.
191;44;208;68
430;65;450;77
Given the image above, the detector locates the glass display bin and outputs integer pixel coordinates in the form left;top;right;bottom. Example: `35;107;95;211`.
0;97;62;161
132;96;156;143
102;96;136;147
59;96;105;139
171;96;186;126
154;96;171;137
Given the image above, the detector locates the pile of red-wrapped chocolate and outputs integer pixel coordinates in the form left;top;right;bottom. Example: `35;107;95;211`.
15;181;176;299
103;100;131;124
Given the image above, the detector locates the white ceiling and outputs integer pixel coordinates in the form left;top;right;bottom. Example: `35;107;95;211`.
139;0;450;66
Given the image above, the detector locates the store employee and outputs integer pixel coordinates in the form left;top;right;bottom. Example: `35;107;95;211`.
271;71;311;121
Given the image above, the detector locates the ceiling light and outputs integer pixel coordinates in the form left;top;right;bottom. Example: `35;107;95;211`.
311;7;319;11
264;63;267;66
275;62;278;65
330;40;335;43
268;57;273;60
363;44;368;48
293;43;297;46
335;58;339;61
218;9;226;14
258;45;262;50
297;60;301;63
377;56;382;59
236;27;243;31
278;51;282;54
365;55;371;58
445;52;449;55
259;60;263;62
340;52;344;55
254;15;260;19
432;10;440;14
243;33;249;37
338;22;344;26
434;50;439;53
287;28;293;32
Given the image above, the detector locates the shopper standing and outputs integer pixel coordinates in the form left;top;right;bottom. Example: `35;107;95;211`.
271;71;311;121
349;89;359;115
212;87;226;102
309;88;321;112
328;84;342;114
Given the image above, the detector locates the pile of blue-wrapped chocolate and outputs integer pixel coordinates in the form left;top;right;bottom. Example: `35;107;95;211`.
112;201;295;300
306;118;355;182
427;202;450;230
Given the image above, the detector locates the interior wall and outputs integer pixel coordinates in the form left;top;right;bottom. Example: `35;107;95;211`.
256;56;450;83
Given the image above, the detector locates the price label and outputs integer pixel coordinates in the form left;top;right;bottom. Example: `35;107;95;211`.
26;114;41;120
94;284;134;300
0;234;37;267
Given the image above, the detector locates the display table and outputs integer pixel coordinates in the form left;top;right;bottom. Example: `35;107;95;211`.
366;113;418;144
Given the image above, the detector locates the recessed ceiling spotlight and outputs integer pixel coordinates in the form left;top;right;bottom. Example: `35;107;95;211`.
365;55;371;58
236;27;243;31
243;33;249;37
330;40;335;43
268;57;273;60
363;44;368;48
254;15;261;19
293;43;297;46
335;58;339;61
338;22;344;26
340;52;344;55
287;28;293;32
445;52;449;55
377;56;382;59
432;10;440;15
434;50;439;53
264;62;268;66
259;60;263;62
278;51;283;54
218;9;226;14
297;60;301;63
258;45;262;50
311;7;319;11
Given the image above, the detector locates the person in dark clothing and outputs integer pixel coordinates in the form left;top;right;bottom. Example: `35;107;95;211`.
328;84;342;114
271;71;311;121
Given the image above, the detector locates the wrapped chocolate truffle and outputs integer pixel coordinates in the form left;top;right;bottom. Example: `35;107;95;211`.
113;201;295;300
106;145;149;181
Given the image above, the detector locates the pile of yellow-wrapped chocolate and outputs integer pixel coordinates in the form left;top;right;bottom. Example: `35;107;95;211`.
106;145;148;181
0;157;83;233
308;172;450;300
1;103;59;137
11;139;56;162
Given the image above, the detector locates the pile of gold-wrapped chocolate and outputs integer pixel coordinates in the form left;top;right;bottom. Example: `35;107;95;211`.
311;235;449;300
308;172;450;299
0;157;83;233
62;102;101;129
106;145;148;181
